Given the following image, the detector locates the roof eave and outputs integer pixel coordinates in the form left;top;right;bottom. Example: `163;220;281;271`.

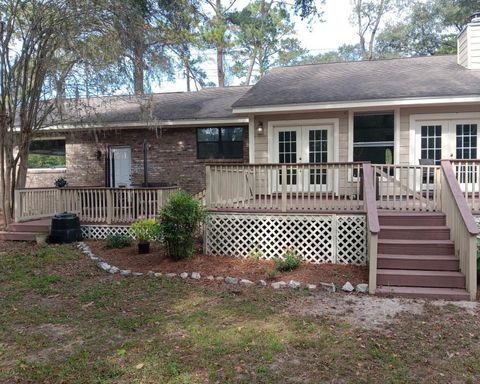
39;117;249;132
232;95;480;115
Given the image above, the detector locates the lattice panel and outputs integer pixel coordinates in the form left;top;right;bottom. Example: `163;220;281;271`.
336;216;367;265
81;225;132;240
205;213;367;265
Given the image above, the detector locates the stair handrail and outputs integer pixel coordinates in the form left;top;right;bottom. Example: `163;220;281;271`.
363;163;380;295
440;160;478;300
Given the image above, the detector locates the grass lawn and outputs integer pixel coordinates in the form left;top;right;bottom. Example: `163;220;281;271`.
1;243;479;383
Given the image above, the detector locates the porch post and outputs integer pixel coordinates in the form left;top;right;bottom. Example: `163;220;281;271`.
281;165;287;212
106;189;113;225
14;189;21;223
205;165;212;208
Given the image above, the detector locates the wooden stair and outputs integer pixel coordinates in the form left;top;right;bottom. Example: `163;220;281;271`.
0;219;51;241
375;212;470;301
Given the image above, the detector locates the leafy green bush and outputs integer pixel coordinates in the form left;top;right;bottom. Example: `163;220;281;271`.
106;234;132;249
274;249;302;272
159;190;206;261
130;219;160;244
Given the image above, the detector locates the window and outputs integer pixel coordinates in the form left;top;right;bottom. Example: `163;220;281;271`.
420;125;442;165
353;112;394;164
28;139;66;169
197;127;244;159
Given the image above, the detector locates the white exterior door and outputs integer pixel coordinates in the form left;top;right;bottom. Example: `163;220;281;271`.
415;120;480;164
110;147;132;187
415;119;480;190
273;125;333;192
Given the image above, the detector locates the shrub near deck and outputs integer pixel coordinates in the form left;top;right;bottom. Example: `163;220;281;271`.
1;242;480;384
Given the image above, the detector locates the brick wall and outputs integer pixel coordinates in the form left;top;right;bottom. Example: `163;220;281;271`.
26;126;249;194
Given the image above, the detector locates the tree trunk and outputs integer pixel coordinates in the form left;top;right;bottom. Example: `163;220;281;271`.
245;52;256;85
217;45;225;87
133;40;145;95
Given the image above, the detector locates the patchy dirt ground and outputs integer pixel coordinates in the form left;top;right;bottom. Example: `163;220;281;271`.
2;241;480;384
87;240;368;287
288;293;479;329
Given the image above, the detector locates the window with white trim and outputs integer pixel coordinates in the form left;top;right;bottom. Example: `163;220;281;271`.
353;112;394;164
28;139;66;169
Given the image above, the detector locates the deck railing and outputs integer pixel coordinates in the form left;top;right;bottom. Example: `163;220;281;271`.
440;160;478;300
372;164;441;211
450;160;480;212
14;186;179;224
206;163;364;212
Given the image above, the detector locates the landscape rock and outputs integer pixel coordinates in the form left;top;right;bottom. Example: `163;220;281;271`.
120;270;132;276
180;272;188;279
356;283;369;294
257;280;267;286
90;256;99;261
215;276;224;281
320;282;336;293
154;273;162;278
97;262;111;272
225;276;238;284
342;282;354;292
108;266;120;274
191;272;201;280
240;279;254;286
147;271;155;276
306;284;317;290
132;272;143;277
165;273;177;278
206;275;215;280
289;280;301;289
271;281;287;289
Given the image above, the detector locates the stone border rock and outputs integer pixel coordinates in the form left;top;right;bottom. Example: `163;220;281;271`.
77;242;368;294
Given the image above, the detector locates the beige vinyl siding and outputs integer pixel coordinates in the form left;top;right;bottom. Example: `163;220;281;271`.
458;23;480;69
470;25;480;69
458;28;469;67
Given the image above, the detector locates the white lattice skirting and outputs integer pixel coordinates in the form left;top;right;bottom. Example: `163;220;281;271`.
205;213;367;265
81;225;132;239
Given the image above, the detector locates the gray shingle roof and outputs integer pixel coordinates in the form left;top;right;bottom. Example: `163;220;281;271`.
52;86;250;126
232;55;480;109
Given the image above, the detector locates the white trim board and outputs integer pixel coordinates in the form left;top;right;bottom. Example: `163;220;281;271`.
233;96;480;115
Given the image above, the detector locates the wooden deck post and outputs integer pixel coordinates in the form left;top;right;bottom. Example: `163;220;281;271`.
205;165;212;208
368;232;378;294
281;165;287;212
14;189;21;223
106;189;113;225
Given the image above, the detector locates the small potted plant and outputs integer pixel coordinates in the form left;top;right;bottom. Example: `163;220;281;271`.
54;177;68;188
130;218;159;254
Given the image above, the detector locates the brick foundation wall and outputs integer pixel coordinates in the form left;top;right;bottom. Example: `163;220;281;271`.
26;126;249;194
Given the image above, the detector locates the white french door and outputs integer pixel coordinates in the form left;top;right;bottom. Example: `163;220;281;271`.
415;119;479;190
273;125;333;192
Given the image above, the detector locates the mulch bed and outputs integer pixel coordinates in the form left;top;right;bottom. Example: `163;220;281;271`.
86;240;368;287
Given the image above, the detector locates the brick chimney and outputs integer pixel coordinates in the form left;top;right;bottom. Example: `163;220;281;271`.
458;12;480;69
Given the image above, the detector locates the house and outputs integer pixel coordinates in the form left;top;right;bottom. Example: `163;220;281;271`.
10;14;480;300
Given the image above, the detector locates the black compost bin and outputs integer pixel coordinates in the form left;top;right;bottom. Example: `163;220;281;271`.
50;212;82;243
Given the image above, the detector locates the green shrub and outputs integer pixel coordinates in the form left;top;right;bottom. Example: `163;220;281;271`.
274;249;302;272
106;234;132;249
130;219;160;244
159;190;206;261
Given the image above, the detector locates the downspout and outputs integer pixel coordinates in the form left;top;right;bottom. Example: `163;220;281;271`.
143;139;148;187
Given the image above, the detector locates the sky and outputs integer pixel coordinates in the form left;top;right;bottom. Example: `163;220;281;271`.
158;0;359;93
